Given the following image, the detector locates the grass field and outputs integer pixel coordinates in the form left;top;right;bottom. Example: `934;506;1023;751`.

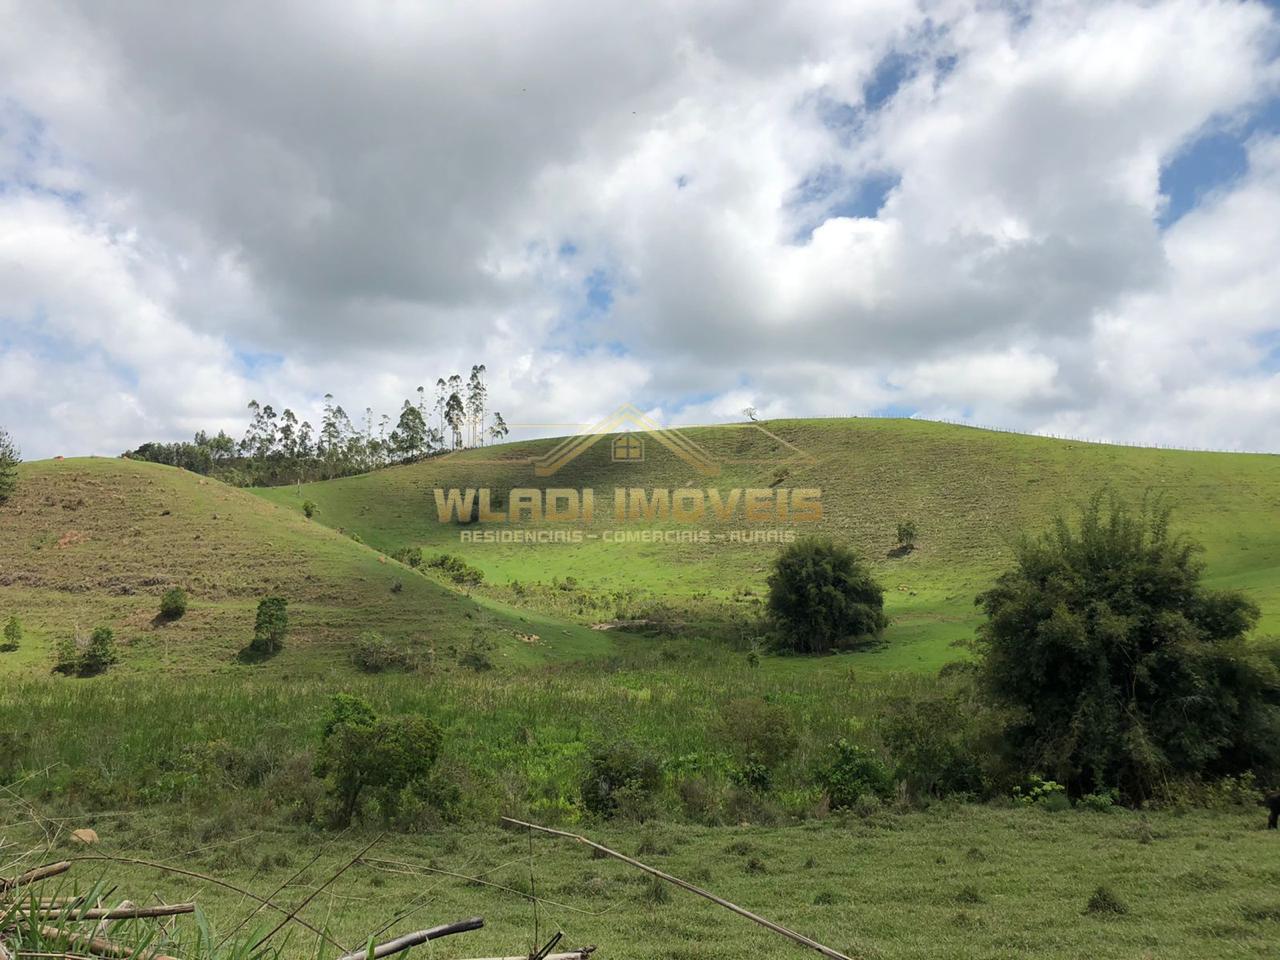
10;804;1280;960
3;419;1280;959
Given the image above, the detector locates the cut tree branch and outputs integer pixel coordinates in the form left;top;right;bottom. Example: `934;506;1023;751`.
501;816;853;960
333;917;484;960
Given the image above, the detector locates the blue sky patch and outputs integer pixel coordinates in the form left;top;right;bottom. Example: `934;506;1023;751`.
235;349;285;375
585;269;614;313
1159;96;1280;227
864;50;913;112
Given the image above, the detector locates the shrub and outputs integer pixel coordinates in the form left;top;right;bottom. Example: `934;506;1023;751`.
718;697;798;789
1084;885;1129;915
1;615;21;651
876;681;988;799
0;429;19;506
314;694;443;827
393;546;423;568
351;631;413;673
767;537;887;653
818;739;893;809
896;520;917;549
1078;789;1119;813
581;740;663;819
459;643;494;672
159;587;188;620
427;553;485;586
79;626;118;675
1012;774;1066;806
53;631;81;674
730;757;773;793
302;499;318;519
252;597;288;654
977;492;1280;802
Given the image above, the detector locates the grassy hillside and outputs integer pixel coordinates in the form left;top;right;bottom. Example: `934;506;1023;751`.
255;418;1280;669
0;458;614;676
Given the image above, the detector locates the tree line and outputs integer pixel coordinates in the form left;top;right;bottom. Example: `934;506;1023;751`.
124;364;508;487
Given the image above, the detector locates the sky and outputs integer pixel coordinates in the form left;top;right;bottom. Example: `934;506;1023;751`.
2;0;1280;459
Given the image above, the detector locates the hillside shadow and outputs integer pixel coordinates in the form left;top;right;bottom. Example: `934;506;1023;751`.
235;644;280;665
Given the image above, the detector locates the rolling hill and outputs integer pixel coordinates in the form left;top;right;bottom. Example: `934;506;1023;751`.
0;457;613;677
4;418;1277;678
254;417;1280;669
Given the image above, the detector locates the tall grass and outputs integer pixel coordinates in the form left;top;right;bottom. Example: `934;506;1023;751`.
0;645;944;826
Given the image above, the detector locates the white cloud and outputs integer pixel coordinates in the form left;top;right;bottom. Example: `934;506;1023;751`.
0;0;1278;458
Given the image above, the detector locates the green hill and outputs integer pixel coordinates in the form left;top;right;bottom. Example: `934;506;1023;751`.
254;418;1280;670
0;458;612;676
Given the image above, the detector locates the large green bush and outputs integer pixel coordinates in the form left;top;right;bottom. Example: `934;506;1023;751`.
767;537;888;653
314;694;443;827
977;493;1280;802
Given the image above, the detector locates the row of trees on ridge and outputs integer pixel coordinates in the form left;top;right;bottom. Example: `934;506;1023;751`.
124;364;507;486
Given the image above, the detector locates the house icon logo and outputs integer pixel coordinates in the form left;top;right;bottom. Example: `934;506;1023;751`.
532;403;719;477
611;434;645;463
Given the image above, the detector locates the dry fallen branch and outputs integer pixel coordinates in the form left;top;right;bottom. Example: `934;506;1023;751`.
35;925;176;960
452;951;595;960
333;917;484;960
0;863;72;893
502;817;853;960
68;857;342;950
18;904;195;922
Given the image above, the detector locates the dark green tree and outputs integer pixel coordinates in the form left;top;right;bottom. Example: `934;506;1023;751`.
159;588;188;620
488;411;509;443
314;694;442;826
1;616;21;652
895;519;918;550
0;429;21;505
252;597;289;654
767;537;888;653
80;626;118;675
390;401;428;462
977;492;1280;802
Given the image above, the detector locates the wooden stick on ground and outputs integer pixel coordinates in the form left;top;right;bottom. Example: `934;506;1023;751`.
18;903;195;922
501;817;854;960
36;925;177;960
0;863;72;893
68;857;342;951
93;900;132;940
452;951;595;960
333;917;484;960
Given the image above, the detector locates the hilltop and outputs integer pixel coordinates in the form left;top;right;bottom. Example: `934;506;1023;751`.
3;419;1276;678
0;457;612;676
255;417;1280;669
